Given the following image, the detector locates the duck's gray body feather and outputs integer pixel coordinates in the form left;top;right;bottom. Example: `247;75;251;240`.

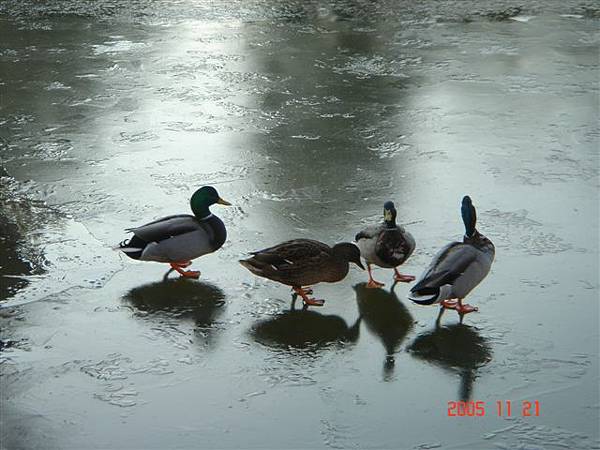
356;224;415;268
126;215;200;242
408;238;494;305
123;214;226;263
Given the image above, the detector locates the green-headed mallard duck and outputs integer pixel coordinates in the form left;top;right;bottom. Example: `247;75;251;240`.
408;196;495;322
240;239;364;307
355;201;416;288
119;186;231;279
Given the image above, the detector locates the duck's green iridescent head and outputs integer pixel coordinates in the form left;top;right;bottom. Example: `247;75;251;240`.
190;186;231;219
461;195;477;237
383;201;397;228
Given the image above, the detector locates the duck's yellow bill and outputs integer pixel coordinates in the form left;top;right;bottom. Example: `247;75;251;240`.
217;197;232;206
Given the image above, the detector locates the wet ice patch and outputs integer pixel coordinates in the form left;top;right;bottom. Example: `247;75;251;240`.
2;219;123;308
503;75;546;93
483;7;524;22
117;130;159;143
81;354;131;381
3;113;35;126
91;40;149;55
80;353;176;408
333;55;415;79
18;22;52;31
368;141;410;159
30;140;74;161
510;15;535;23
260;353;319;387
150;166;249;196
516;152;599;184
0;48;19;57
484;417;597;449
94;384;138;408
291;134;321;140
45;81;71;91
255;185;333;204
480;45;519;56
483;209;572;256
320;418;355;449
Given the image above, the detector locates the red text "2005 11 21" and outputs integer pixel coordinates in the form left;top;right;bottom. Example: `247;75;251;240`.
447;400;541;417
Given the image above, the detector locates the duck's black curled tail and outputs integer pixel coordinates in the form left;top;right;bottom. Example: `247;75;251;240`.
408;285;440;305
118;235;148;260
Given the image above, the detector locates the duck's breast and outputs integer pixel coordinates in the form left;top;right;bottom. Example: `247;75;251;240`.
320;258;350;283
374;228;415;268
205;215;227;251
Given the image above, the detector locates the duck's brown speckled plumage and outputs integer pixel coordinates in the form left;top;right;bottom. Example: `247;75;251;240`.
240;239;360;287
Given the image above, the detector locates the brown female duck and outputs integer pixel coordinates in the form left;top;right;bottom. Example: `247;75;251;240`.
240;239;364;307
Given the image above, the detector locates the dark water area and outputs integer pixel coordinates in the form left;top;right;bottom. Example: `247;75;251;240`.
1;1;599;449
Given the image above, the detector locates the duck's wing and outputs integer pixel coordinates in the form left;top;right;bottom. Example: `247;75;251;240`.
240;239;333;283
140;228;214;262
127;215;201;243
355;224;382;242
409;242;479;300
250;239;330;270
355;224;383;262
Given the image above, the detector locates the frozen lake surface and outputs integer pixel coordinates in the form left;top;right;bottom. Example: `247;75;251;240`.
1;1;598;449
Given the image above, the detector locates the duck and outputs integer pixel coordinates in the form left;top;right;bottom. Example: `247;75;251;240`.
355;201;416;288
119;186;231;279
240;239;365;307
408;196;495;322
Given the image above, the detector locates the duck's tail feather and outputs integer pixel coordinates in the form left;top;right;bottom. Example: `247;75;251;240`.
407;289;439;305
117;235;147;260
408;284;452;305
239;259;266;276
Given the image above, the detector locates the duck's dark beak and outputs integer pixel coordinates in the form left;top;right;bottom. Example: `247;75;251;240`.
355;260;365;270
217;197;232;206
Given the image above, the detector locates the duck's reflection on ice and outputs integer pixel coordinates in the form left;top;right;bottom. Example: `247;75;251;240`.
122;279;226;344
407;324;492;401
354;283;414;380
251;308;361;350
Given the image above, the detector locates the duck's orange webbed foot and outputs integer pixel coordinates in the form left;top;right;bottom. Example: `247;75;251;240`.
293;286;325;307
366;263;384;288
367;279;385;288
456;299;478;323
291;287;313;296
440;299;459;309
457;303;478;315
393;268;415;283
170;262;200;279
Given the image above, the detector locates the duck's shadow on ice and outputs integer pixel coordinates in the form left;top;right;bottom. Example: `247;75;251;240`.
122;278;226;342
354;282;414;381
407;323;492;400
250;308;361;351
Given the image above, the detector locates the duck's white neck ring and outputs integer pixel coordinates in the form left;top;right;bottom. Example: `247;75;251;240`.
198;213;213;221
